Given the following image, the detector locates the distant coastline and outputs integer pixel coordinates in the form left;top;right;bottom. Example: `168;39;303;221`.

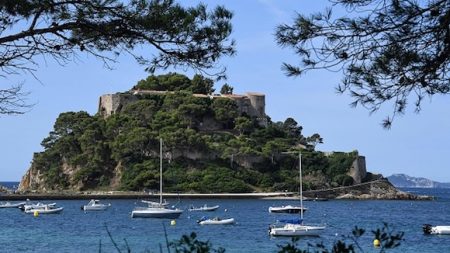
388;174;450;188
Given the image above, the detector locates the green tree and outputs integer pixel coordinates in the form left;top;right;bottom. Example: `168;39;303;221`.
219;83;233;94
190;74;215;94
211;98;238;128
306;133;323;150
234;116;252;135
134;73;192;91
0;0;235;114
262;139;289;163
283;118;303;141
276;0;449;128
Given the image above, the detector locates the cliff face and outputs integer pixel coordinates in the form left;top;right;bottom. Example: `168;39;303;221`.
19;154;367;193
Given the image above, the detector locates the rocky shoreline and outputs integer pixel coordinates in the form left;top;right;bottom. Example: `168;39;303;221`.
0;179;433;201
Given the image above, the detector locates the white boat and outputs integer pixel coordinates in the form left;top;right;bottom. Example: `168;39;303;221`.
131;206;183;219
21;202;56;211
82;199;111;211
197;217;235;225
268;205;307;214
25;204;63;214
269;223;326;236
269;152;326;237
131;139;183;219
423;224;450;235
0;201;26;208
189;204;219;212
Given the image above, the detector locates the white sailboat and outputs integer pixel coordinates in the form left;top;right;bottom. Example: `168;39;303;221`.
269;152;325;237
131;139;183;219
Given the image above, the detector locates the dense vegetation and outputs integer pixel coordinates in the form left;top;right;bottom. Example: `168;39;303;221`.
31;73;360;192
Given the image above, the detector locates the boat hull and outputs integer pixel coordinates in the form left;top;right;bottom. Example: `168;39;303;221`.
198;218;235;225
423;224;450;235
269;206;307;214
0;202;25;208
189;205;219;212
269;224;325;237
25;207;64;214
83;205;110;211
131;208;183;219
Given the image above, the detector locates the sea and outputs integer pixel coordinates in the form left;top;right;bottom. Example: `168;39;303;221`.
0;183;449;253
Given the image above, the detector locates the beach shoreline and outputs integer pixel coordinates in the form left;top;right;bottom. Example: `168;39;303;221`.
0;191;297;201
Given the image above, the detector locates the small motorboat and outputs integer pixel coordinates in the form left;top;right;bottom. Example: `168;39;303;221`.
21;202;56;211
82;199;111;211
0;201;26;208
423;224;450;235
269;218;325;237
188;204;219;212
269;223;326;237
268;205;308;214
25;204;63;214
197;216;235;225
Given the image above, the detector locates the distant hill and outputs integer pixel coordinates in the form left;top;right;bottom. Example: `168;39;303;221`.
388;174;450;188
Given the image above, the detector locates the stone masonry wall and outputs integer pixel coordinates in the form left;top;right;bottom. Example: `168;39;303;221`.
98;90;266;120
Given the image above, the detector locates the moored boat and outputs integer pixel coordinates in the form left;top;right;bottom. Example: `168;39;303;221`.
268;205;307;214
197;216;235;225
25;204;63;214
131;206;183;219
21;202;56;211
131;139;183;219
423;224;450;235
269;222;325;237
0;201;26;208
268;152;326;237
82;199;111;211
189;204;219;212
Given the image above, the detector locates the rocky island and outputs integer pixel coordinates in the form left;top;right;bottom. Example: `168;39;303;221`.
15;73;428;200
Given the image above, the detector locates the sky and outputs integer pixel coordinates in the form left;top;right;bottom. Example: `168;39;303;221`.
1;0;449;182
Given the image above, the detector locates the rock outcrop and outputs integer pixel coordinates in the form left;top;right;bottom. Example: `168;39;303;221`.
304;178;433;200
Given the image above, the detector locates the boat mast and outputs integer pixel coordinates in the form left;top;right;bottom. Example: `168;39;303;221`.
160;138;163;205
299;152;303;220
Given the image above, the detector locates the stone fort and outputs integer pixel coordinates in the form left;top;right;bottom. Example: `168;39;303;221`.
98;89;266;122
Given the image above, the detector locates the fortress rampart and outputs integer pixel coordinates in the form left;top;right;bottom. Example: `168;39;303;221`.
98;89;266;121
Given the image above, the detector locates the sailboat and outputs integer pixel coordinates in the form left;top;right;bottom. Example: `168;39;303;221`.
268;160;307;214
131;139;183;219
269;152;325;237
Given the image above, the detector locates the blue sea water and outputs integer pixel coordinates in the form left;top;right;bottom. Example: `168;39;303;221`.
0;181;19;190
0;187;449;252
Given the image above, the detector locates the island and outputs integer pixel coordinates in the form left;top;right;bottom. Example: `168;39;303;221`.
12;73;429;200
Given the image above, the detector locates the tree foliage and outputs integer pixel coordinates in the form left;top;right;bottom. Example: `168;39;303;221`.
219;83;233;94
276;0;450;127
0;0;235;114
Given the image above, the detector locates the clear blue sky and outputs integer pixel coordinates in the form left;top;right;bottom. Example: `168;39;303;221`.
1;0;449;182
